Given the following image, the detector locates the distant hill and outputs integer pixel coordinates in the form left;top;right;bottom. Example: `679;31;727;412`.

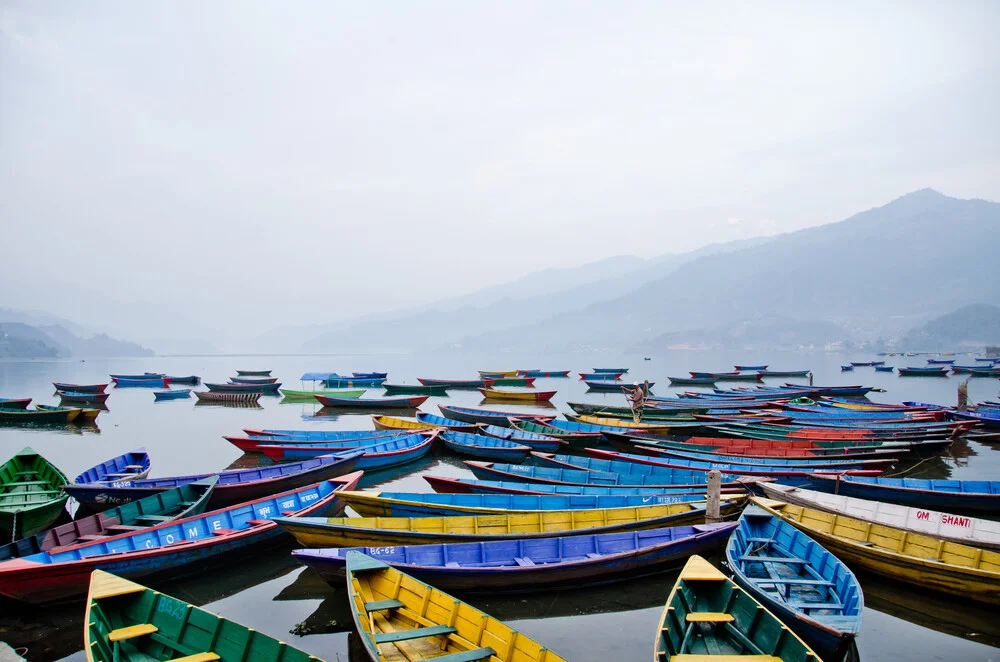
900;304;1000;350
628;316;850;353
294;236;773;353
0;310;154;358
458;189;1000;352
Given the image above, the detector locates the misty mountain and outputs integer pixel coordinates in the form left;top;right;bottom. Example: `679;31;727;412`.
294;237;773;353
0;310;154;358
458;190;1000;352
900;304;1000;350
628;316;851;353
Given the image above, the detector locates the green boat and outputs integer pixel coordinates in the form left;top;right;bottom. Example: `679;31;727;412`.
490;377;535;387
279;388;366;400
0;447;70;540
655;555;821;661
381;383;450;396
0;406;80;425
85;570;320;662
565;402;699;420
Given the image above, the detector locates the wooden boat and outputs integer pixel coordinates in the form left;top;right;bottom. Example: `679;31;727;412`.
75;449;152;484
337;491;716;517
109;374;164;381
422;476;734;498
295;522;736;594
163;375;200;384
418;377;493;388
477;370;518;378
927;358;956;364
476;424;565;452
594;367;628;373
0;477;216;562
59;390;111;404
193;391;261;404
65;451;364;510
725;505;863;659
235;369;271;376
205;381;281;393
0;397;31;409
639;447;897;471
950;410;1000;429
654;555;821;661
372;414;436;431
229;376;279;384
0;447;69;540
53;382;107;393
382;383;451;395
113;378;170;388
583;448;883;487
897;366;949;376
517;370;571;377
0;475;361;604
440;431;531;462
568;415;678;432
465;459;761;491
601;431;903;459
84;569;318;662
224;431;400;454
315;394;429;408
258;432;438;471
489;377;536;387
35;404;103;420
874;365;895;372
415;412;479;432
668;376;716;386
439;405;556;426
344;551;568;662
279;387;366;399
244;428;405;440
578;372;622;380
353;371;388;379
478;387;556;402
0;408;83;425
153;389;191;400
586;380;654;391
805;474;1000;515
509;418;603;446
690;371;763;382
325;376;386;388
760;483;1000;550
756;370;813;378
274;500;730;548
735;365;769;371
840;365;854;371
752;497;1000;606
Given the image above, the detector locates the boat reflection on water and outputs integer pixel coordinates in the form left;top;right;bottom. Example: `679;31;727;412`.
0;544;302;661
858;570;1000;648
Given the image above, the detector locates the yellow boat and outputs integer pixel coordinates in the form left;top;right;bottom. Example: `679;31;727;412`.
571;414;678;432
371;415;436;431
753;497;1000;605
347;551;567;662
274;501;722;548
477;388;556;403
477;370;519;378
339;491;746;518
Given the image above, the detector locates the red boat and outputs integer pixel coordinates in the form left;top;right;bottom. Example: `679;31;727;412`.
313;394;429;408
0;398;32;410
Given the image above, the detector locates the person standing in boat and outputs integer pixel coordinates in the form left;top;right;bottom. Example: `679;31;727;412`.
957;375;971;411
624;382;646;422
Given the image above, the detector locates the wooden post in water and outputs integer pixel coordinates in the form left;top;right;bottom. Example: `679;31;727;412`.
706;470;722;524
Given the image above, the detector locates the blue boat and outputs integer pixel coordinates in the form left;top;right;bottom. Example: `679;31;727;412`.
950;410;1000;430
438;404;555;426
259;432;437;471
293;522;736;593
440;431;531;462
153;389;191;400
109;373;164;380
244;428;406;440
927;358;956;364
840;365;854;371
874;365;895;372
352;371;388;379
593;368;629;374
325;376;386;388
477;424;565;452
414;412;479;431
806;474;1000;515
466;459;758;489
516;370;570;378
644;447;896;471
0;475;360;605
578;372;622;380
64;452;365;510
586;380;653;392
205;381;282;393
114;377;169;388
342;491;714;517
74;448;151;484
422;476;726;497
898;366;950;376
726;505;863;660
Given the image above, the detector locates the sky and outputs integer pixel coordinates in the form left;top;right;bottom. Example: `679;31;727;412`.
1;1;997;346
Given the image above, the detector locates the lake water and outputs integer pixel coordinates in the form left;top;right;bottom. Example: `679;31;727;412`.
0;350;997;662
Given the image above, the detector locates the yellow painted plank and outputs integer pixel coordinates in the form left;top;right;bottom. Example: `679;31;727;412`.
108;623;158;642
89;570;148;600
679;557;726;581
685;613;734;623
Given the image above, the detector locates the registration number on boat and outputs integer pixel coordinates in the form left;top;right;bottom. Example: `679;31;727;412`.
367;547;396;555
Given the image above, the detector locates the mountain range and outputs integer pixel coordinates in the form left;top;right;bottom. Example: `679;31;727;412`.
0;309;153;359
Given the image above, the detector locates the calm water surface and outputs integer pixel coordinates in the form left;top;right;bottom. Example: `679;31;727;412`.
0;351;997;661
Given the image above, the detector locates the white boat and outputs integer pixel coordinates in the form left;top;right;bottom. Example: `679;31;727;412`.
760;482;1000;550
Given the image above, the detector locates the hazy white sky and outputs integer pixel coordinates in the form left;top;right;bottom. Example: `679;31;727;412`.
1;1;997;342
